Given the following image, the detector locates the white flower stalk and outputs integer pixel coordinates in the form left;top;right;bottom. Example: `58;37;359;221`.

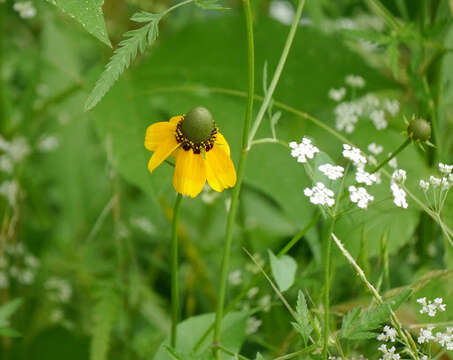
349;186;374;209
368;142;383;155
370;109;388;130
342;144;367;167
304;182;335;207
289;137;319;163
377;326;397;342
345;74;365;88
390;183;408;208
328;87;346;102
318;163;344;180
419;180;429;191
355;168;377;185
417;297;446;317
418;327;435;344
429;176;441;187
377;344;400;360
439;163;453;174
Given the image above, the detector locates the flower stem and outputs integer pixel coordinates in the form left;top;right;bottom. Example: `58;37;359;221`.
322;218;335;359
213;0;255;356
170;193;183;349
246;0;306;149
371;138;411;174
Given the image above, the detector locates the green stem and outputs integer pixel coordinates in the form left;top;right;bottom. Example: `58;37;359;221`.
246;0;306;149
213;0;255;356
365;0;400;30
162;0;194;16
322;218;335;359
0;3;4;124
170;193;183;348
371;138;411;174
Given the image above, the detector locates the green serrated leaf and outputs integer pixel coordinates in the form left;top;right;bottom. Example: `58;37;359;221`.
292;291;312;343
85;17;160;111
46;0;111;46
340;304;391;341
131;11;161;23
268;250;297;292
387;289;412;311
340;306;362;338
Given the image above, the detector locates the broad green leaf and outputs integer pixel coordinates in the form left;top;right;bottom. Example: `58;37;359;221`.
340;304;391;340
268;250;297;292
46;0;111;46
154;312;247;360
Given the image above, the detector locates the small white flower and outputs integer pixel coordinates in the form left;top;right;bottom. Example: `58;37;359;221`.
335;102;361;133
259;295;271;312
355;168;377;186
429;176;441;187
368;142;383;155
0;180;19;207
246;316;262;335
377;325;397;342
439;163;453;174
247;287;259;299
419;180;430;191
417;297;446;317
289;137;319;163
370;109;388;130
391;169;406;184
304;182;335;207
328;87;346;102
0;155;13;174
24;254;40;268
19;269;35;285
418;326;435;344
390;183;408;208
318;163;344;180
345;74;365;88
45;277;73;303
349;186;374;209
37;135;60;153
384;99;400;116
130;216;154;235
342;144;367;166
441;177;451;190
368;155;378;166
228;270;242;286
269;1;294;25
377;344;400;360
13;1;37;18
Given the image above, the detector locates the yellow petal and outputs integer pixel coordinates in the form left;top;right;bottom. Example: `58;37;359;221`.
215;131;231;156
147;135;180;173
205;144;236;192
144;116;182;151
173;149;207;198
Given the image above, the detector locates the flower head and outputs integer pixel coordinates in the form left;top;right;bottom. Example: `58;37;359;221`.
342;144;367;167
345;74;365;88
145;107;236;197
318;163;344;180
417;297;446;317
439;163;453;174
328;87;346;102
377;326;397;342
355;168;377;185
349;186;374;209
304;182;335;207
390;183;408;208
289;137;319;163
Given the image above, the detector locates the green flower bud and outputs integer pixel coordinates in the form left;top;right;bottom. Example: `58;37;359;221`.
181;106;215;143
407;117;431;142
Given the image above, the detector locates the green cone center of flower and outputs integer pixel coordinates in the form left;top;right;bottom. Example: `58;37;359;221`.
180;107;215;143
407;118;431;142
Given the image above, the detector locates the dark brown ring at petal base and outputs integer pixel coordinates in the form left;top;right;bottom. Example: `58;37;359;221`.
175;119;218;154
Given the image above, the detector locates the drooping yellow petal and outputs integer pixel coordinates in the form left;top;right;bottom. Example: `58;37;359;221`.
144;116;182;151
215;132;231;156
205;144;236;192
173;149;207;198
147;135;180;173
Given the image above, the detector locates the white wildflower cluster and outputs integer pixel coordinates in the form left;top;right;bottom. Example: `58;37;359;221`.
246;316;262;335
342;144;367;167
348;186;374;209
13;1;37;18
330;79;400;133
0;135;30;166
417;297;446;317
318;164;344;180
377;326;397;342
0;180;19;207
304;182;335;207
269;0;294;26
228;269;242;286
377;344;400;360
368;142;383;156
247;287;259;299
45;277;73;303
289;137;319;163
418;326;453;351
0;243;40;289
390;169;408;209
418;162;452;212
355;168;377;185
37;135;60;153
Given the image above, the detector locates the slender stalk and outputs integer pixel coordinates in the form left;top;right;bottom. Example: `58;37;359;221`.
322;218;335;359
170;193;183;348
162;0;194;16
371;138;411;174
246;0;306;149
213;0;255;356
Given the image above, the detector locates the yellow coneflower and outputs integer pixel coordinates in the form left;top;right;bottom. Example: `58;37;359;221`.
145;106;237;197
